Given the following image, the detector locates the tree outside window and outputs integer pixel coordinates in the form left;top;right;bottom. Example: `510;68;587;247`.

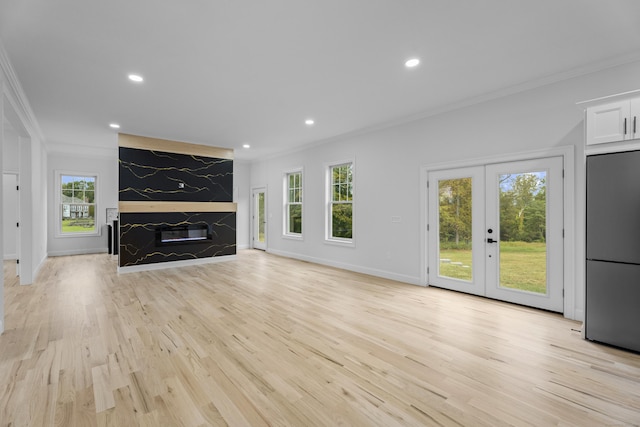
330;163;353;240
285;171;302;235
60;174;97;234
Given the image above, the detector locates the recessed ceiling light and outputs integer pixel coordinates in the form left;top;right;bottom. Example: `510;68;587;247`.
128;74;144;83
242;144;250;149
405;58;420;68
305;119;315;125
109;123;120;129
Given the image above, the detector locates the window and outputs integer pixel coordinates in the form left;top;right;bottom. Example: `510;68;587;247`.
328;162;353;242
58;173;98;236
284;170;303;237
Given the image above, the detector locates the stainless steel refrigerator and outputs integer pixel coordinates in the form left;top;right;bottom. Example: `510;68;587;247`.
586;150;640;353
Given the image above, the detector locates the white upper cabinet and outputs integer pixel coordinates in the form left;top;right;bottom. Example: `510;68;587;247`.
585;97;640;146
631;98;640;140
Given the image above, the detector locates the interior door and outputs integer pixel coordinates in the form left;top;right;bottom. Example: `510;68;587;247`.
3;173;19;277
428;157;564;312
252;188;266;250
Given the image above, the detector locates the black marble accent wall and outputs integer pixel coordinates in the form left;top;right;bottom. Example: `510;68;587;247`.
119;147;233;202
119;212;236;267
118;134;236;269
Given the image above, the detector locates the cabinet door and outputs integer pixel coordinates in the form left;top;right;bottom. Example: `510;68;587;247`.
586;101;630;145
631;98;640;140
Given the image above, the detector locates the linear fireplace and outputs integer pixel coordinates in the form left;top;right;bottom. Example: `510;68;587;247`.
156;224;212;246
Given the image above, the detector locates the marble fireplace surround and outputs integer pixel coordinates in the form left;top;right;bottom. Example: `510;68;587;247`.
118;134;237;273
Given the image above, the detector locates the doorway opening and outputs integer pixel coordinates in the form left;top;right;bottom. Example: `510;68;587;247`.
252;188;267;250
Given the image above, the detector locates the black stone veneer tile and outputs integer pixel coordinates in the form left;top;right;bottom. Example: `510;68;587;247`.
119;212;236;267
119;147;233;202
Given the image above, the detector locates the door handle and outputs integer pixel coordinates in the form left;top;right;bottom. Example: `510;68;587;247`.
487;238;498;243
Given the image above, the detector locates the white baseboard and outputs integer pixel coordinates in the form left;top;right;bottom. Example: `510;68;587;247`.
3;254;17;260
118;254;237;274
48;248;109;257
267;248;422;286
237;244;250;250
32;252;48;283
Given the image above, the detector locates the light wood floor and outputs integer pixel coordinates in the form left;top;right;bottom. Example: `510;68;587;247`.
1;251;639;426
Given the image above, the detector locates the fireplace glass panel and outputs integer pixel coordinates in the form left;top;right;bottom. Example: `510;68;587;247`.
156;224;211;245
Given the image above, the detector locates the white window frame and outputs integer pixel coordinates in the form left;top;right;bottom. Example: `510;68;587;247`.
283;167;304;240
55;170;100;238
325;160;355;246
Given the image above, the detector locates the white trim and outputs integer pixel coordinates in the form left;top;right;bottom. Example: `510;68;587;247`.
420;145;577;319
49;248;108;257
282;167;304;239
584;138;640;156
118;254;236;274
251;186;267;250
324;159;355;247
576;88;640;107
32;252;48;283
268;248;421;285
0;40;45;143
249;53;640;164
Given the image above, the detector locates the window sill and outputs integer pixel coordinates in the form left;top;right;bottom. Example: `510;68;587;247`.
56;231;101;238
283;233;303;241
324;237;355;248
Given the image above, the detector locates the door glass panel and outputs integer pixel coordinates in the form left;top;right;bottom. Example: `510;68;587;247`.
258;192;265;243
438;178;472;281
498;172;547;294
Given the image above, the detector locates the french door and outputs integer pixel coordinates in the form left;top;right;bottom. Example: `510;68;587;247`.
427;157;564;312
252;188;267;250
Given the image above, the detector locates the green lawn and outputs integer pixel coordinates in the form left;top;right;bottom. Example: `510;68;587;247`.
439;241;546;294
62;219;96;233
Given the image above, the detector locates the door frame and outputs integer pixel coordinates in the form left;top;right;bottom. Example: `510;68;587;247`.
420;146;575;318
251;186;267;250
2;173;20;277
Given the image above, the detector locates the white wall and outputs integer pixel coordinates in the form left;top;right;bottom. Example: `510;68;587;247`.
3;174;18;259
0;43;48;337
3;126;19;260
249;59;640;321
2;126;18;172
30;135;47;274
0;89;4;333
234;160;251;249
47;152;118;256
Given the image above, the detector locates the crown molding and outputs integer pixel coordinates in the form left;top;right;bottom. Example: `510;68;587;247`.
0;38;46;145
255;50;640;164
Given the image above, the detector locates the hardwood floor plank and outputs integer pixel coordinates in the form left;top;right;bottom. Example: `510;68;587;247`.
1;252;640;426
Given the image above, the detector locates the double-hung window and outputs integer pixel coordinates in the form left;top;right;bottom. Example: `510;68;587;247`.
284;170;303;237
327;162;354;242
57;172;98;236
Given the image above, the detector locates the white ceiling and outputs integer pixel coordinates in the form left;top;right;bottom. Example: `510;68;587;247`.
2;0;640;160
